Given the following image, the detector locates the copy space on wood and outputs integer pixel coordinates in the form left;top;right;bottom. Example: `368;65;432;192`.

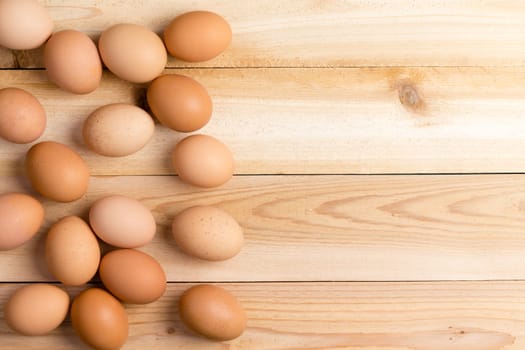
2;0;525;68
2;67;525;175
2;174;525;282
0;281;523;350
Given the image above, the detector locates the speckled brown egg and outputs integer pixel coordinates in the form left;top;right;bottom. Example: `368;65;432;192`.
44;30;102;94
172;206;243;261
179;284;247;340
164;11;231;62
4;284;69;336
25;141;90;202
89;195;156;248
98;23;167;83
0;0;53;50
99;249;167;304
171;134;234;188
0;192;44;251
71;288;128;350
83;103;155;157
0;87;46;144
45;216;100;286
147;74;212;132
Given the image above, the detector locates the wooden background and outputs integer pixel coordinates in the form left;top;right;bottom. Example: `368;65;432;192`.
2;0;525;349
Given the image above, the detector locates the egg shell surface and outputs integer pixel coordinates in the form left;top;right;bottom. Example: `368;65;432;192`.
179;284;247;341
25;141;90;202
99;249;167;304
0;192;44;251
172;205;243;261
0;0;53;50
164;11;232;62
4;284;69;336
98;23;167;83
45;216;100;285
89;195;156;248
171;134;234;188
0;87;46;144
44;30;102;94
71;288;128;350
147;74;212;132
83;103;155;157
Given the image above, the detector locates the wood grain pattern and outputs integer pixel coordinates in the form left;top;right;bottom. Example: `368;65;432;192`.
2;174;525;282
1;281;524;349
3;67;525;175
2;1;524;348
3;0;525;68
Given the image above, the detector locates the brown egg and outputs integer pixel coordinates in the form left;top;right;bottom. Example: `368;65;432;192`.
71;288;128;350
172;134;234;188
100;249;166;304
99;23;167;83
45;216;100;286
0;87;46;144
44;30;102;94
0;0;53;50
179;284;247;340
172;206;243;261
164;11;231;62
83;103;155;157
25;141;90;202
0;192;44;251
147;74;212;132
89;195;156;248
4;284;69;336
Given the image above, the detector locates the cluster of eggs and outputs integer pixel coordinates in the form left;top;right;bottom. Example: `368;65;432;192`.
0;0;247;348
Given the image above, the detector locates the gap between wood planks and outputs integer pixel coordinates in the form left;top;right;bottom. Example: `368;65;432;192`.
5;65;525;71
7;279;525;284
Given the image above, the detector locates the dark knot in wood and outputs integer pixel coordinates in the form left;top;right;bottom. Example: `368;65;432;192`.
398;84;422;110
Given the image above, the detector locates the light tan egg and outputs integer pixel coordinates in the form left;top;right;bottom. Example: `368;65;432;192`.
44;30;102;94
0;0;53;50
179;284;247;340
98;23;167;83
0;192;44;251
172;134;234;188
71;288;128;350
45;216;100;286
89;195;156;248
172;206;243;261
99;249;166;304
25;141;90;202
4;284;69;336
147;74;212;132
164;11;231;62
83;103;155;157
0;87;46;144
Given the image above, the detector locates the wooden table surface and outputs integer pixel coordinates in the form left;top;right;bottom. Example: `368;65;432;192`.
2;1;525;349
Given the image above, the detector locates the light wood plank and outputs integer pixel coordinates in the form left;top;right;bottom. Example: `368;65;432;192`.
2;174;525;282
0;281;524;349
3;0;525;68
2;1;523;349
3;67;525;175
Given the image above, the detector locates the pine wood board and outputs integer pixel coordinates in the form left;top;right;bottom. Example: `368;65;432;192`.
2;174;525;282
1;281;524;350
3;67;525;176
2;0;525;348
3;0;525;68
